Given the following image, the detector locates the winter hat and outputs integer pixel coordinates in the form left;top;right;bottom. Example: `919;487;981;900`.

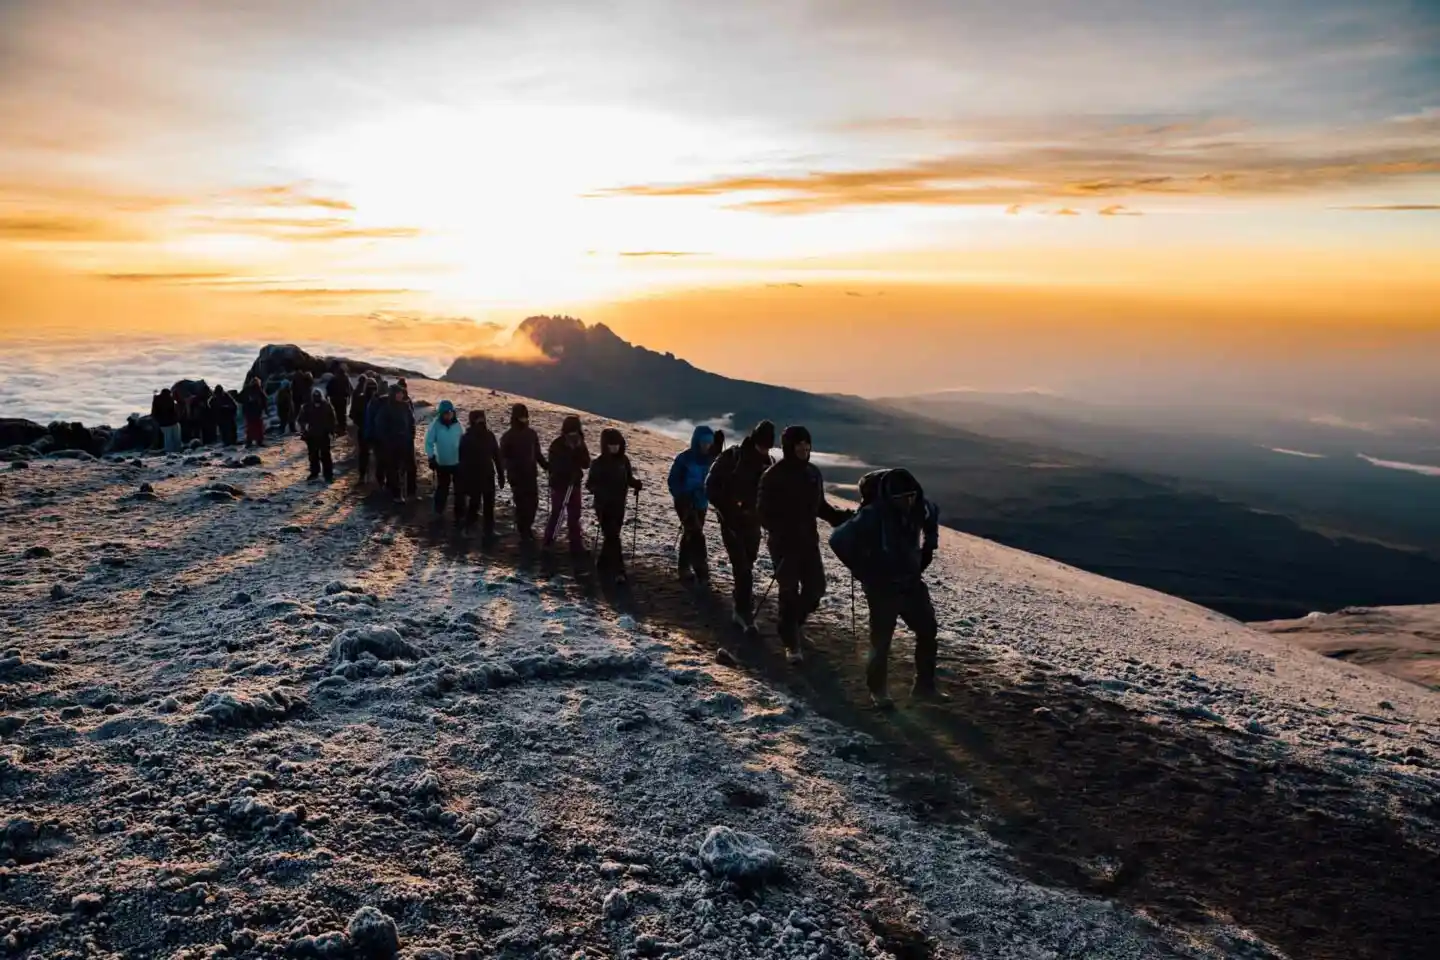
511;403;529;426
780;425;811;457
561;415;583;436
438;399;456;417
389;383;405;398
600;427;625;453
753;420;776;448
469;410;485;427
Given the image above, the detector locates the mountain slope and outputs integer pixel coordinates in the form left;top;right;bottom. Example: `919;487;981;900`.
445;317;1440;621
3;373;1437;959
1253;604;1440;689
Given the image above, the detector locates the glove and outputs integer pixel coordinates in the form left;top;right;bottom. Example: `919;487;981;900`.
427;456;438;471
921;546;934;571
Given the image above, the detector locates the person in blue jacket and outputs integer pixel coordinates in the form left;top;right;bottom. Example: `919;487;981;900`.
829;468;942;708
667;425;719;583
424;399;465;519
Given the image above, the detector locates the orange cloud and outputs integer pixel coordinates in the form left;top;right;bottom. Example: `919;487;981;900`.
618;250;708;257
1098;204;1143;216
1337;204;1440;212
0;214;143;241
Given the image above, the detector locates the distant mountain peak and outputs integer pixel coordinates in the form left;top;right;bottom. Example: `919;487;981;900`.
512;315;624;360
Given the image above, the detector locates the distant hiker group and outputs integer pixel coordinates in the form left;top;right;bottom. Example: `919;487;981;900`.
150;365;945;707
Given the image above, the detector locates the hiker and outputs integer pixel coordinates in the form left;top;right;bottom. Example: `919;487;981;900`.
353;379;377;481
292;370;314;415
374;383;417;502
500;404;548;541
349;376;370;437
151;388;181;453
543;415;590;551
830;469;942;707
298;388;336;481
197;385;217;445
177;389;198;444
209;384;238;446
326;363;351;437
587;427;643;584
240;377;268;448
706;420;776;633
364;381;389;486
424;399;464;517
458;410;505;539
275;380;296;434
667;425;717;583
757;425;854;663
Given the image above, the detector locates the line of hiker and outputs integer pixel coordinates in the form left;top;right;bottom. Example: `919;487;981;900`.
153;368;946;706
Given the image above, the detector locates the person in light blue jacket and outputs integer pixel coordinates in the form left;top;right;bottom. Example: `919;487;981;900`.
424;399;464;518
667;425;721;583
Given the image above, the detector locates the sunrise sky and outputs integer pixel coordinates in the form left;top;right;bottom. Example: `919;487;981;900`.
1;0;1436;407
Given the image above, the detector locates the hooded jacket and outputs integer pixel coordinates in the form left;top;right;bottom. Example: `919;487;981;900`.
240;382;267;420
208;387;236;421
667;425;717;509
458;411;504;491
326;370;351;405
298;390;336;440
587;427;642;511
276;381;295;417
372;385;416;451
349;382;370;423
424;400;464;467
500;403;548;483
829;468;939;588
291;371;314;410
758;425;851;549
546;415;591;490
705;421;775;521
151;390;178;428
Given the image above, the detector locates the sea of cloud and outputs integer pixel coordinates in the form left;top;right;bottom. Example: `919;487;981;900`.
636;415;870;468
0;336;449;427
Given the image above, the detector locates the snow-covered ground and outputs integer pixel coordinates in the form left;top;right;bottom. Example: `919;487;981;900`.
2;377;1436;960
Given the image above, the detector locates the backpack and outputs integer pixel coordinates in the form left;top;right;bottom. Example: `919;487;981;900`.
858;468;924;506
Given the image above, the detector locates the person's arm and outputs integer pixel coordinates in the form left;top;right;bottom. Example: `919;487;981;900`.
667;453;687;502
491;436;505;487
423;420;437;459
921;500;939;569
705;449;735;517
577;444;591;471
815;468;853;528
627;458;642;493
757;466;779;532
534;433;549;472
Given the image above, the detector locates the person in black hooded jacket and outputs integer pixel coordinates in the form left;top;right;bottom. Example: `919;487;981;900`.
457;409;505;538
757;425;853;663
587;427;643;583
326;363;351;438
707;420;775;633
543;415;590;551
209;384;238;446
500;404;548;541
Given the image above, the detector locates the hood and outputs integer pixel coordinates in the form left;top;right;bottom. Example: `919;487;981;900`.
363;381;377;396
561;414;583;436
388;384;404;398
780;425;812;459
437;399;457;419
311;389;324;402
600;427;626;455
689;425;715;454
510;403;529;428
468;409;487;429
752;420;776;450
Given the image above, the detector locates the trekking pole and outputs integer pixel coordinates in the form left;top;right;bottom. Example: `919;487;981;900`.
753;558;784;618
631;488;641;563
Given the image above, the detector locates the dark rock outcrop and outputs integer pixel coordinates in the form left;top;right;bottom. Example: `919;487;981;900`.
244;344;424;391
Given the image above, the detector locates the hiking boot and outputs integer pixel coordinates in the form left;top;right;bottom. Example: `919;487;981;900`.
911;683;951;703
870;692;896;711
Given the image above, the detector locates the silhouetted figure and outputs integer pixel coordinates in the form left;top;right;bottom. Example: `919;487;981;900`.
758;426;853;663
458;410;505;540
209;384;238;446
373;383;417;502
500;404;547;541
353;379;377;481
588;427;643;584
276;380;296;434
326;363;351;437
240;377;268;448
152;389;181;453
668;425;717;583
291;370;314;417
299;388;336;481
830;468;941;708
707;420;776;633
197;385;217;445
425;399;464;518
543;415;590;552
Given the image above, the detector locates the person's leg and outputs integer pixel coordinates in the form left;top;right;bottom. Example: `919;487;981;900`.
516;482;537;538
481;485;495;536
772;546;801;650
433;466;451;513
900;583;941;694
542;486;565;545
721;525;749;617
454;487;468;525
383;449;400;497
357;439;369;481
797;544;828;625
864;586;900;700
691;508;709;582
320;437;333;481
306;438;319;478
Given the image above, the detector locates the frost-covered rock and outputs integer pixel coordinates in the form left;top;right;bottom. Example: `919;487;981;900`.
698;826;781;882
603;887;631;919
347;906;401;958
194;687;306;728
331;625;420;663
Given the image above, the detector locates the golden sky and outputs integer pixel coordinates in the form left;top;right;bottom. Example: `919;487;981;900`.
0;0;1436;400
